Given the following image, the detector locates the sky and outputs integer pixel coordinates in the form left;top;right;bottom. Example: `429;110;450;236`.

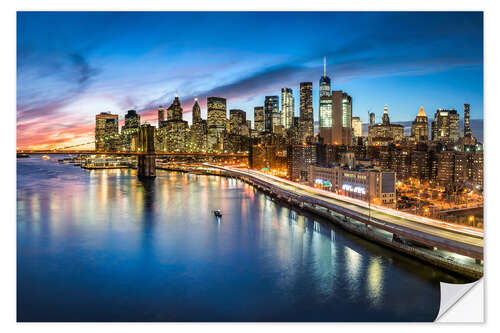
17;11;483;149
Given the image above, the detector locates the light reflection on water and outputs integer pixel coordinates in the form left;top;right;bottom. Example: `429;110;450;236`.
17;156;466;322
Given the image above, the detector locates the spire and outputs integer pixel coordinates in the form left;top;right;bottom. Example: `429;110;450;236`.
323;56;326;77
384;104;388;113
417;106;426;117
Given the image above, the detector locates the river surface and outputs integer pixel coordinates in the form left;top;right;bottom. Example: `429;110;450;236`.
17;156;466;322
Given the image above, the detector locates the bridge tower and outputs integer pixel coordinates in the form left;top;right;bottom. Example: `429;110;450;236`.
137;123;156;178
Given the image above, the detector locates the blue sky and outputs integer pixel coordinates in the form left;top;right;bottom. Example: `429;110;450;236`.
17;11;483;148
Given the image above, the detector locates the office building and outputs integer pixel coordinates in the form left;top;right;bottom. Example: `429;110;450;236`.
121;110;140;151
411;106;429;142
319;60;332;143
287;144;317;181
265;96;280;133
95;112;119;151
207;97;227;151
254;106;265;132
431;109;460;142
331;91;352;145
158;106;166;128
299;82;314;142
281;88;294;130
368;105;404;146
351;117;362;138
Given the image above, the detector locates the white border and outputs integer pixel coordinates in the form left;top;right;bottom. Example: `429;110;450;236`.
3;0;498;331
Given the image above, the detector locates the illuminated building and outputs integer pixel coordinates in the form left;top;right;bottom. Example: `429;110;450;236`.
207;97;227;151
391;149;411;181
287;144;317;181
229;109;246;135
319;58;332;143
287;116;302;145
192;98;201;124
410;150;430;181
411;106;429;142
368;105;404;146
265;96;280;133
472;151;483;187
330;91;352;145
351;116;362;138
431;109;460;142
95;112;119;151
464;103;472;137
156;96;189;152
308;163;396;207
190;98;207;151
254;106;265;132
369;112;375;126
299;82;314;142
462;103;477;146
121;110;140;151
454;152;468;184
281;88;294;129
158;106;166;128
436;151;455;186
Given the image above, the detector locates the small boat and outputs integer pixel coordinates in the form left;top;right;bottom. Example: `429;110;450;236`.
41;155;51;160
16;153;30;158
213;210;222;218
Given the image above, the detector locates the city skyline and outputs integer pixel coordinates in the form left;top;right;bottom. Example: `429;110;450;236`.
17;11;483;149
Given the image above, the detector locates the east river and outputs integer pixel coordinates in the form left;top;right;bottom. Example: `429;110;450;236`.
17;156;467;322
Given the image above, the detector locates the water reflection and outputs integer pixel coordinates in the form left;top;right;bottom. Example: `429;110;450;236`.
17;157;466;322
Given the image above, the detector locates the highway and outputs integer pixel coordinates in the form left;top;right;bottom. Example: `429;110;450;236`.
218;166;483;252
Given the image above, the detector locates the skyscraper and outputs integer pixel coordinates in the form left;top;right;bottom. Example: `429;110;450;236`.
464;103;472;137
369;112;375;126
254;106;265;132
95;112;119;151
281;88;294;129
158;106;166;128
229;109;246;135
431;109;460;142
351;117;362;138
341;93;353;145
192;98;201;124
411;106;429;142
207;97;227;150
331;90;343;145
319;58;332;143
167;95;183;121
299;82;313;142
124;110;140;129
265;96;279;133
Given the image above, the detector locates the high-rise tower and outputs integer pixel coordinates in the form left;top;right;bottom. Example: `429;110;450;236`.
464;103;472;137
299;82;313;142
281;88;294;130
264;96;279;133
319;56;333;143
192;98;201;124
